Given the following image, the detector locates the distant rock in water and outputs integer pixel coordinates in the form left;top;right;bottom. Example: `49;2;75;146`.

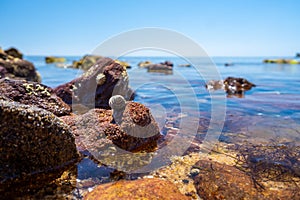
224;62;234;67
147;61;173;74
45;56;66;63
0;48;41;82
296;53;300;58
138;60;173;74
224;77;256;95
0;79;71;116
0;100;79;197
206;77;256;98
263;59;300;64
54;57;134;110
138;60;152;67
72;55;103;70
4;47;23;59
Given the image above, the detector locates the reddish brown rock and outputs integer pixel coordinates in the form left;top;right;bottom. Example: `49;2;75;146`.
60;107;157;172
0;100;79;197
84;178;189;200
54;57;134;109
0;79;71;116
0;50;40;82
118;102;162;152
60;108;113;153
61;102;161;153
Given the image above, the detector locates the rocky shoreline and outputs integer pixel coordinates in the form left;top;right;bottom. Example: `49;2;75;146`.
0;48;299;199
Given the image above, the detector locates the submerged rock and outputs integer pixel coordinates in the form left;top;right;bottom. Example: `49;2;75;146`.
72;55;103;70
0;50;40;82
54;57;134;110
0;100;79;196
45;56;66;63
0;79;71;116
4;47;23;59
85;178;189;200
192;160;262;200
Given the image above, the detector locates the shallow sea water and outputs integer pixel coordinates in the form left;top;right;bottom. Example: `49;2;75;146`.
23;55;300;198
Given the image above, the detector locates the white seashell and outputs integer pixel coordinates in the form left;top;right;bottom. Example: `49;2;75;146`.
109;95;126;110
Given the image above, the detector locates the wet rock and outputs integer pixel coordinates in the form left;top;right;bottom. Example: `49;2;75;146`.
147;61;173;74
60;108;113;153
54;57;134;109
192;160;262;200
0;100;79;196
61;108;156;172
206;77;255;97
138;60;152;67
224;62;234;66
85;178;189;200
224;76;256;95
263;59;300;64
4;47;23;59
118;102;161;151
0;50;41;82
45;56;66;63
0;79;71;116
205;80;224;91
62;101;161;153
72;55;103;70
178;63;191;67
115;59;131;69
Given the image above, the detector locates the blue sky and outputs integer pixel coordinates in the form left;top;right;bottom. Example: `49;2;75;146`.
1;0;300;56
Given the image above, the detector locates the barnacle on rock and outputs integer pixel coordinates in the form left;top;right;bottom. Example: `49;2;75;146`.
96;73;106;86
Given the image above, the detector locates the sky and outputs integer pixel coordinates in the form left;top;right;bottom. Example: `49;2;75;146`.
1;0;300;56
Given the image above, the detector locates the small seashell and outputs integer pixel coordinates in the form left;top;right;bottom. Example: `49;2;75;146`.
96;73;106;85
109;95;126;110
